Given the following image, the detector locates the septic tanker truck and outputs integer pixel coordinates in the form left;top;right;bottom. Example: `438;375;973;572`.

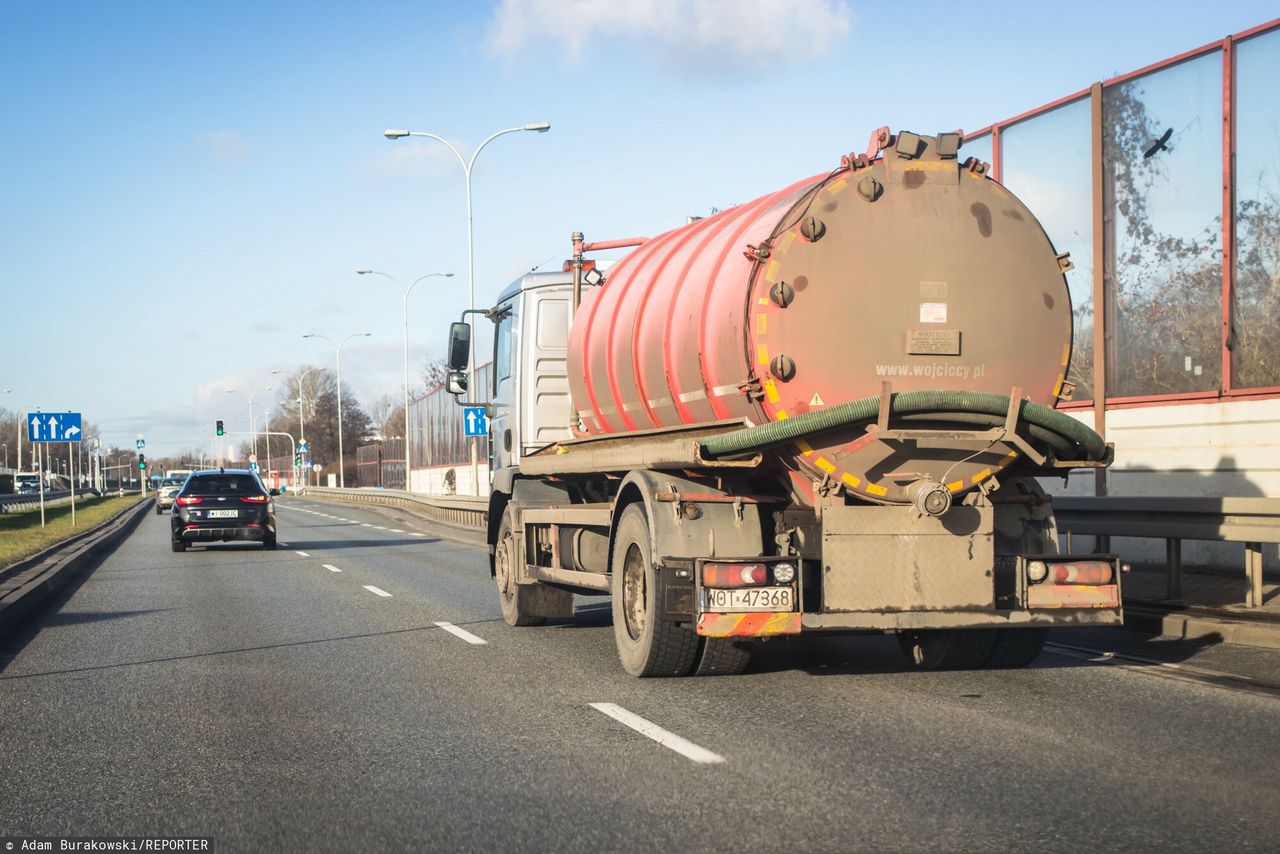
442;127;1121;677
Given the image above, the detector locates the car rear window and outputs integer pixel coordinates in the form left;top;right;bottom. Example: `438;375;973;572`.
183;475;263;496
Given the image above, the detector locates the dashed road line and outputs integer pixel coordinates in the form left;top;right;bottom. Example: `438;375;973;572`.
409;533;426;537
589;703;726;765
373;526;387;530
323;564;342;573
295;550;310;557
389;529;404;533
434;622;488;645
363;585;392;598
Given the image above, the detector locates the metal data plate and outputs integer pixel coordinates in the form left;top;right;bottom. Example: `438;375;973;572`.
907;329;962;355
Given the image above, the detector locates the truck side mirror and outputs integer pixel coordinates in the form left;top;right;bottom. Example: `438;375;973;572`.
447;322;471;371
446;371;468;396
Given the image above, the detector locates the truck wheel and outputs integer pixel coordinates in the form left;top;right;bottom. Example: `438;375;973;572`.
983;628;1048;668
494;508;564;627
694;637;753;676
611;504;700;677
897;629;997;670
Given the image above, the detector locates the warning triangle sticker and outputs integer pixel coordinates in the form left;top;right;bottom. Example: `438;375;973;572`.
809;393;825;406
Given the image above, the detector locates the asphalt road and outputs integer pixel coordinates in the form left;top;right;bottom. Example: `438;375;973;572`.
1;496;1278;852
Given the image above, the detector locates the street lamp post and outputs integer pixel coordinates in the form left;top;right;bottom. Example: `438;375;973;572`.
297;368;317;487
221;389;236;466
3;389;19;472
247;386;272;461
303;331;371;489
383;121;550;495
356;268;453;493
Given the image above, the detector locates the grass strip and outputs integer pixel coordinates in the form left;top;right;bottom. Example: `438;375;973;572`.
0;494;145;571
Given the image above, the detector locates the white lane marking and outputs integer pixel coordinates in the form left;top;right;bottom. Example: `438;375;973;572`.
323;564;342;573
363;585;392;598
434;622;488;645
361;523;373;527
373;526;387;530
588;703;726;765
389;529;404;533
409;532;426;537
278;542;289;547
295;551;310;557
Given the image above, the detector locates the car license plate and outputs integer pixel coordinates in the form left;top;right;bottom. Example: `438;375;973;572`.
704;586;794;612
207;509;238;519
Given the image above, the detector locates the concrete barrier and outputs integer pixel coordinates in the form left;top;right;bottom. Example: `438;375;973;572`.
298;486;487;531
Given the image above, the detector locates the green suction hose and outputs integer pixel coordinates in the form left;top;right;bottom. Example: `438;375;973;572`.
700;390;1105;461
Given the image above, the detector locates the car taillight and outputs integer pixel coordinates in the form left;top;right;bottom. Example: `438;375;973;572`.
241;494;268;504
702;562;768;588
176;496;202;506
1051;561;1114;585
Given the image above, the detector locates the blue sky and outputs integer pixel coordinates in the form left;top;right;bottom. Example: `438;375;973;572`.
2;0;1276;456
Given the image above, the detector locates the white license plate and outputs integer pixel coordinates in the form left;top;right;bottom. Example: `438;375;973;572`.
704;586;794;612
207;509;238;519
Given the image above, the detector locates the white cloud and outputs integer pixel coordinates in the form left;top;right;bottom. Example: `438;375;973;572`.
485;0;853;70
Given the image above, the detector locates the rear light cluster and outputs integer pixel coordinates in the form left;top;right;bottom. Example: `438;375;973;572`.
702;561;797;588
176;496;202;506
240;494;268;504
1027;560;1114;586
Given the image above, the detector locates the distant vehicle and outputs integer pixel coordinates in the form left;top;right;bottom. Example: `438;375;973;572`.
164;469;194;481
154;475;188;514
170;469;278;552
15;474;41;494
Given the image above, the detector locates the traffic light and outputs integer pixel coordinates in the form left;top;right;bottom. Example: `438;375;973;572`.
138;454;147;470
294;454;302;467
216;420;224;436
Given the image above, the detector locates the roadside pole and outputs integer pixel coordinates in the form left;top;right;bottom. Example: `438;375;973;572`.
37;443;45;527
68;440;76;527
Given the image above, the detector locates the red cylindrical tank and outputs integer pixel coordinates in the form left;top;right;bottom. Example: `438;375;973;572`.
568;132;1073;504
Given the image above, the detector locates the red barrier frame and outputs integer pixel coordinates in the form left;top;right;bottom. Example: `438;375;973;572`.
967;17;1280;415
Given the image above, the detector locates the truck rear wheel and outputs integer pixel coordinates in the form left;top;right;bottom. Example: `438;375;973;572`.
693;638;753;676
983;628;1048;668
495;508;569;627
897;629;997;670
611;504;700;677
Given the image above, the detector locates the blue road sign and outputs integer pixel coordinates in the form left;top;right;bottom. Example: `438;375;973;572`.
249;462;260;473
298;440;309;454
463;406;488;437
27;412;83;443
136;438;146;450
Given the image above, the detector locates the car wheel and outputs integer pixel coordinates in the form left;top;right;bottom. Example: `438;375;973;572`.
171;540;186;553
263;533;278;550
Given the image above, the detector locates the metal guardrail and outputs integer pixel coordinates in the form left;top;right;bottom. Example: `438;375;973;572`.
0;491;72;514
1054;496;1280;608
299;486;488;530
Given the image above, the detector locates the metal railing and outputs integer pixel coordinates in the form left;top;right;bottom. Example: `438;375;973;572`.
298;486;487;530
1054;496;1280;608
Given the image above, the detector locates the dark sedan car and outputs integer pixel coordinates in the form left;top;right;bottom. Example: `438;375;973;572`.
170;469;278;552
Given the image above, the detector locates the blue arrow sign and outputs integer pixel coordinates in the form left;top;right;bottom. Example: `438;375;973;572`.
27;412;83;443
463;406;488;437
